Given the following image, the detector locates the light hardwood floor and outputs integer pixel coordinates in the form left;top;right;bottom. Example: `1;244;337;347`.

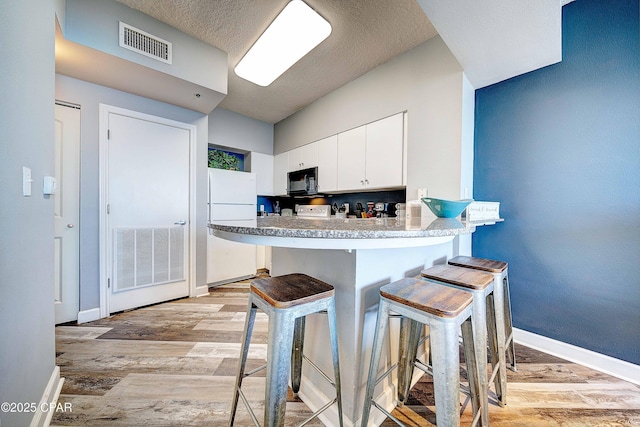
52;277;640;426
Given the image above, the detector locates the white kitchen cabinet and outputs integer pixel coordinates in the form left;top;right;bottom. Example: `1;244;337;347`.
364;113;404;189
288;142;318;171
337;113;404;191
246;152;274;196
337;126;366;190
256;243;272;273
273;152;289;196
317;135;338;193
256;245;266;269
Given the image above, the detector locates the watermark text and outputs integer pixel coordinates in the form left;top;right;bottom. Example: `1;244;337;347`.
1;401;72;414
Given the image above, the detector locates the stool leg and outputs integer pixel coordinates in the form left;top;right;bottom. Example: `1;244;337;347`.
326;297;344;427
361;300;391;427
229;300;257;426
470;292;489;427
488;289;507;406
430;320;461;427
264;310;296;427
503;272;517;371
397;317;422;406
291;316;305;395
461;317;484;427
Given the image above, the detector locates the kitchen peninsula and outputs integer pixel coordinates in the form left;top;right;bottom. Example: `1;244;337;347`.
210;216;498;426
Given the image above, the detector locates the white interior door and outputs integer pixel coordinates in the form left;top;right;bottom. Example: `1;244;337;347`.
54;103;80;324
106;111;190;313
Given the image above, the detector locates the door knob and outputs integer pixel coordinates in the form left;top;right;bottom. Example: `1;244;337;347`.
174;220;187;225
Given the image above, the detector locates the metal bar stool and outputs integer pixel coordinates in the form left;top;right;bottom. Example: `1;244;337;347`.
362;278;484;427
448;256;516;373
229;274;343;427
416;265;504;416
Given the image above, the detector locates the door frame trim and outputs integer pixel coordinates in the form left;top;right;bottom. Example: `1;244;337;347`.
98;104;197;318
54;101;81;324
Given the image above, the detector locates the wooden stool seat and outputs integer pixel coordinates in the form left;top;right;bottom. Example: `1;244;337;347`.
449;255;507;273
381;277;473;318
362;278;485;427
251;274;334;309
420;264;494;291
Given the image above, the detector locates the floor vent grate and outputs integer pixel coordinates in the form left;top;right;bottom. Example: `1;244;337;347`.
119;22;172;64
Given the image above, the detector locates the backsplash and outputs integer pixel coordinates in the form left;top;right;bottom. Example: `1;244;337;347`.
258;189;406;217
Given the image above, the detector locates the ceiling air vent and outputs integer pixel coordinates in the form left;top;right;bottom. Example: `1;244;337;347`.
119;22;172;64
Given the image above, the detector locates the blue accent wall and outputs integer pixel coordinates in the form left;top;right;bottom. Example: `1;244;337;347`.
473;0;640;364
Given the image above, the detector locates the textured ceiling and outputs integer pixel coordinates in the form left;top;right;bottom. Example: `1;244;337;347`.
115;0;437;123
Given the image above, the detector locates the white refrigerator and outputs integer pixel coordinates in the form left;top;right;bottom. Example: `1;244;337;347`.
207;168;257;285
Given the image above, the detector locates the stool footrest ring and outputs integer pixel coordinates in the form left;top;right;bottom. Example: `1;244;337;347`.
302;354;336;387
374;363;398;388
372;400;404;426
243;364;267;378
236;387;261;427
298;398;337;427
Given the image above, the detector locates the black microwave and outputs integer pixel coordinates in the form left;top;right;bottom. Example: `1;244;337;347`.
287;167;318;196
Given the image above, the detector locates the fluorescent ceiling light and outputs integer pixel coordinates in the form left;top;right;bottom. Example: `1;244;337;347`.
234;0;332;87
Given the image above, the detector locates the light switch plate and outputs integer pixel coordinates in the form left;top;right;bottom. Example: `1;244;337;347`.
43;176;57;195
23;167;32;197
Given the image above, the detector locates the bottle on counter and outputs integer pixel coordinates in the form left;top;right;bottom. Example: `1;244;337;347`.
274;201;281;216
366;201;375;218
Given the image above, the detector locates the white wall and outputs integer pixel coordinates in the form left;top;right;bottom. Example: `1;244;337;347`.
458;73;476;255
64;0;226;93
0;0;57;425
208;108;274;155
274;36;469;201
55;74;209;311
54;0;66;30
460;73;475;199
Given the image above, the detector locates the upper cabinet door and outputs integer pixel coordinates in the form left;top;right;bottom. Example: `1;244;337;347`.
273;152;289;196
337;125;366;191
247;152;274;196
288;142;319;171
302;142;319;169
317;135;338;193
365;113;404;189
288;146;304;171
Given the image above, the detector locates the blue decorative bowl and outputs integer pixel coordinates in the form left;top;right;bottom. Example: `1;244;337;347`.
421;198;473;218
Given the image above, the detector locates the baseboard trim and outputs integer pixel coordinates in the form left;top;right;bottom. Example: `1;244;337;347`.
514;328;640;385
208;274;256;288
77;308;101;324
194;285;210;298
30;366;64;427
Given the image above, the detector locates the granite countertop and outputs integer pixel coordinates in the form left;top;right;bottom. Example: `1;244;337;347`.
209;216;502;249
210;216;486;239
